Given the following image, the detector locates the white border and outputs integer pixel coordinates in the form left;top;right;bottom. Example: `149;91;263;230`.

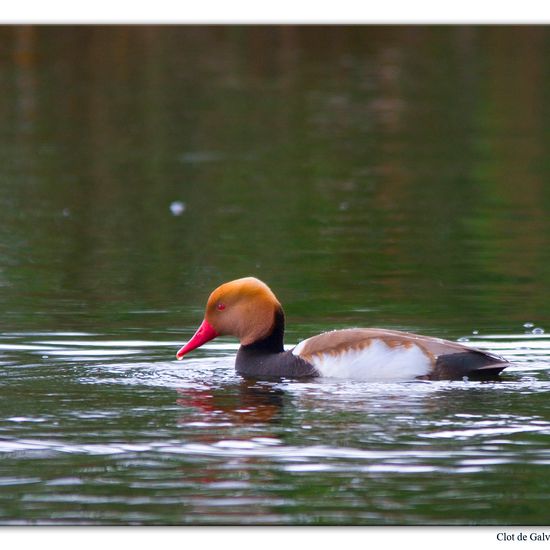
0;526;545;550
1;4;548;546
2;0;550;24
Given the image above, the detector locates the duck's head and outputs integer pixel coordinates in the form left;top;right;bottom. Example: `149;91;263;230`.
176;277;282;359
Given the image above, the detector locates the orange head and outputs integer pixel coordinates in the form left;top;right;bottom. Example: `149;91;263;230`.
176;277;282;359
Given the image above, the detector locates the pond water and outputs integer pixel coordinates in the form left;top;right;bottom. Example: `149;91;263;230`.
0;26;549;525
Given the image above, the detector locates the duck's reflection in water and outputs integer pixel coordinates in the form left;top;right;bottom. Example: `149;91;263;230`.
174;382;286;521
176;380;285;425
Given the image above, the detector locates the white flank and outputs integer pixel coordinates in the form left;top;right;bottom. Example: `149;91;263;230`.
293;339;431;381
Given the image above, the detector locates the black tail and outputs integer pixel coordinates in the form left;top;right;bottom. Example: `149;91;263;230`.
432;351;510;380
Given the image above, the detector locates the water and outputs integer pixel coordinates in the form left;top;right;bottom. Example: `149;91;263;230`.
1;331;549;525
0;26;550;525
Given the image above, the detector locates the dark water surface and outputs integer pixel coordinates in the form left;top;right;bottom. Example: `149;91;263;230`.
0;26;549;525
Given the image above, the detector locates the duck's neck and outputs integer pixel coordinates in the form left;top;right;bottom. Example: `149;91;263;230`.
235;307;318;379
241;306;285;354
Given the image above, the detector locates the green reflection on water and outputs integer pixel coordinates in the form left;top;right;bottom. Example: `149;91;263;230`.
1;26;549;337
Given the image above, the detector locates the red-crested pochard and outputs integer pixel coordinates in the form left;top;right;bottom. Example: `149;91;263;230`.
176;277;511;380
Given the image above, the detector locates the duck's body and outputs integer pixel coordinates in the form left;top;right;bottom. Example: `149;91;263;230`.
177;277;511;381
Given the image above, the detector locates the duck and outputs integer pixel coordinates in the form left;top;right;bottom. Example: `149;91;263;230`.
176;277;511;381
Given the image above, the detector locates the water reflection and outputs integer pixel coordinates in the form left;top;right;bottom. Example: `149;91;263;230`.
0;329;549;524
176;381;285;424
1;26;549;334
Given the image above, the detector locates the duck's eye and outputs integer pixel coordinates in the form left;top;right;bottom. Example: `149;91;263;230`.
216;303;226;311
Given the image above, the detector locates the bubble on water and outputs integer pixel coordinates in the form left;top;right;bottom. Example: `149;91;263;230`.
532;327;545;335
472;330;479;335
170;201;186;216
523;322;534;328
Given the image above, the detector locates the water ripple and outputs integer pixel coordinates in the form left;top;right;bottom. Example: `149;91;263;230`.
0;330;549;525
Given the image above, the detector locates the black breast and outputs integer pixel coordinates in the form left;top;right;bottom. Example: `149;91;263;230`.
234;306;318;379
235;347;318;379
